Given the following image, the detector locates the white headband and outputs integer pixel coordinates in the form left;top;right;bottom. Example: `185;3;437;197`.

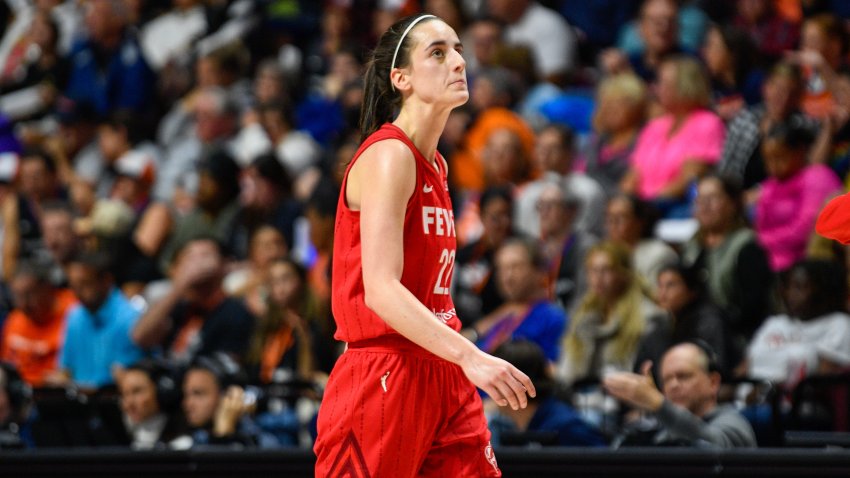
390;14;437;91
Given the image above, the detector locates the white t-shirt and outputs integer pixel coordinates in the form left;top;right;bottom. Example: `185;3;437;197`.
514;171;606;238
140;7;207;70
747;312;850;383
504;2;576;78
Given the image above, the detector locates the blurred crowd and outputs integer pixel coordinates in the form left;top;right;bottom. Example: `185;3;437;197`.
2;0;850;451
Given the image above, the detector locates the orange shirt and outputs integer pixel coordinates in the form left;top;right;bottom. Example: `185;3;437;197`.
0;289;76;386
449;107;536;194
309;252;331;304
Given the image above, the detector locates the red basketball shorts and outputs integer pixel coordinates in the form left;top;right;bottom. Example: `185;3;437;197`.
314;335;501;477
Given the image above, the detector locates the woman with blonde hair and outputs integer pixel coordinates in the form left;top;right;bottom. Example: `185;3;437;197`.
582;73;649;194
556;241;667;386
622;55;725;218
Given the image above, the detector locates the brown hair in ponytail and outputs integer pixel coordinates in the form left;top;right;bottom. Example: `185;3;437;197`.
359;14;440;142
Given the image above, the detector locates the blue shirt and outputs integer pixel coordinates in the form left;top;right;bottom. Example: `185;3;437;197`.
489;396;608;447
63;35;154;115
477;301;568;363
60;288;145;388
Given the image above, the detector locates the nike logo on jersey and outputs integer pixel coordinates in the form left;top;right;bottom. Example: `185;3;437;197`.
423;184;434;193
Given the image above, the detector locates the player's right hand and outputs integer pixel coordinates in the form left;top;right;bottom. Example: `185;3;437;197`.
461;349;536;410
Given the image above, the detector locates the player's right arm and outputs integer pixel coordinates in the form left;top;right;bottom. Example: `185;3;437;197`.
349;140;535;410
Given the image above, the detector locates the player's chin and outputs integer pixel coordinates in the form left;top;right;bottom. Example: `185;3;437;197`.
449;90;469;107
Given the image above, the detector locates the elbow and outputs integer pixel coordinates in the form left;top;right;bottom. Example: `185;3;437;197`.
363;289;383;316
363;283;393;318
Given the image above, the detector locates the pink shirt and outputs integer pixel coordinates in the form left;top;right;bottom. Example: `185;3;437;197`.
631;109;725;198
755;164;842;271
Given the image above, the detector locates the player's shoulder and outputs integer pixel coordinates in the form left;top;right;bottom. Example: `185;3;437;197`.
357;138;417;172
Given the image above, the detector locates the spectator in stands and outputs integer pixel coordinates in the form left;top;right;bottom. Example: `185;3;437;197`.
601;0;687;83
1;148;64;282
454;186;512;327
809;65;850;183
237;153;300;255
251;59;289;108
112;151;172;294
746;259;850;386
488;340;607;447
180;353;277;448
582;73;649;195
682;174;772;361
158;149;242;271
733;0;799;64
138;0;207;73
456;125;533;245
93;110;160;200
604;194;677;296
636;263;734;378
449;67;535;196
223;225;288;318
117;358;187;449
486;0;576;85
482;127;534;191
54;252;146;389
464;238;567;363
793;13;848;119
132;236;255;364
244;257;318;385
604;341;757;448
39;201;81;286
0;260;75;386
617;0;709;56
233;96;323;178
51;98;102;190
303;177;337;308
755;123;842;272
63;0;154;116
719;62;817;194
462;15;504;78
534;179;597;314
154;87;239;203
158;42;251;152
622;55;725;218
701;24;761;121
515;124;606;239
556;241;667;385
0;10;68;122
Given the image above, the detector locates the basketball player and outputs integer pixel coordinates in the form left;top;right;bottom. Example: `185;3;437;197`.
313;14;535;477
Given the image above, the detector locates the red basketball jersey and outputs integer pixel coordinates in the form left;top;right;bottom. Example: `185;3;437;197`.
331;123;461;343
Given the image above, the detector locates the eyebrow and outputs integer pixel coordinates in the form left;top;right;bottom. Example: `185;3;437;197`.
425;40;463;50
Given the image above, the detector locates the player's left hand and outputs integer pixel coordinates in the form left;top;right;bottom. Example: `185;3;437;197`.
461;349;536;411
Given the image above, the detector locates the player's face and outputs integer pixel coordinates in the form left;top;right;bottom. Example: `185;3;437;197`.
402;20;468;108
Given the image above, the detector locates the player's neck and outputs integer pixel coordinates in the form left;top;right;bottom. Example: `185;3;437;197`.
393;105;450;164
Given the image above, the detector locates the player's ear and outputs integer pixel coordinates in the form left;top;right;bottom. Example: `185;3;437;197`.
391;67;411;93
